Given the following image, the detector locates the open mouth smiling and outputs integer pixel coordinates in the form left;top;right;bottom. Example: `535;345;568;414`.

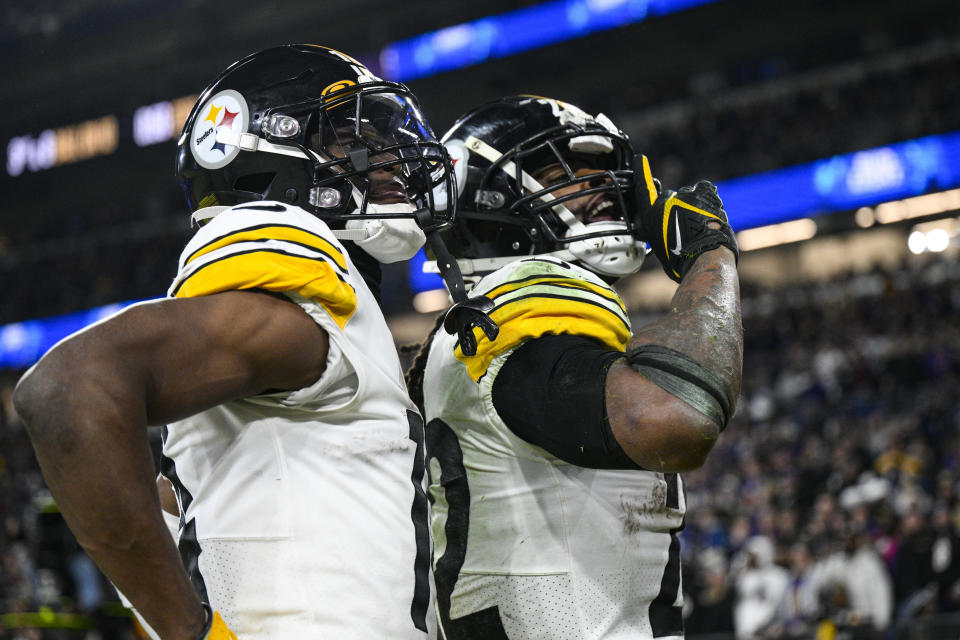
584;196;616;222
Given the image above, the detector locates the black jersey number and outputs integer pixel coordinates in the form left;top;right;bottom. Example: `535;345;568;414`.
426;418;508;639
426;418;470;634
407;410;431;632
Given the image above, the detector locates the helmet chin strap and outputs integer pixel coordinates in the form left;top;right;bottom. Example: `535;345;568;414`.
190;206;233;226
215;129;307;159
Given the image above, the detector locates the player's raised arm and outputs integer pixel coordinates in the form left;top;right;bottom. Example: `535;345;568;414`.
13;290;326;639
606;167;742;471
415;96;736;639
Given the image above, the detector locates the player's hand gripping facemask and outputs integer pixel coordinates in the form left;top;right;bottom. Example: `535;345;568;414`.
634;155;739;282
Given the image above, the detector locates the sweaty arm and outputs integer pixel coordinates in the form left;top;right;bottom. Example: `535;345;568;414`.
493;248;740;472
13;290;328;640
608;247;742;471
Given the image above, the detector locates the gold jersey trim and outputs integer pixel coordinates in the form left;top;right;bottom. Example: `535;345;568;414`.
183;223;348;273
454;275;630;381
173;249;357;329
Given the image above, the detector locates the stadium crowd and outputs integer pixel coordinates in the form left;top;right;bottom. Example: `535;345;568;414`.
2;253;960;638
679;254;960;639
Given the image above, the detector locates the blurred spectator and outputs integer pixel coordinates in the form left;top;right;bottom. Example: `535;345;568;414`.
685;548;736;636
894;509;937;616
814;581;878;640
816;526;894;631
767;542;821;639
733;536;790;639
930;503;960;613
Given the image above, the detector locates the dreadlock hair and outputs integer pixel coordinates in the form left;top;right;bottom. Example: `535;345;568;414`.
402;312;447;415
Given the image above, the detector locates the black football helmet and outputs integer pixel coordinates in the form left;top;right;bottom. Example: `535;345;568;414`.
176;44;455;236
437;95;647;280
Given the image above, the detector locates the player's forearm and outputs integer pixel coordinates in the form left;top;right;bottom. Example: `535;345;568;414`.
14;353;205;639
628;247;743;414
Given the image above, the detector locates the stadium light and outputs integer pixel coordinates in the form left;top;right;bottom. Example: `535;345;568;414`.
379;0;720;82
906;218;959;254
907;230;927;254
736;218;818;252
854;206;876;228
927;228;951;252
413;289;451;313
869;188;960;224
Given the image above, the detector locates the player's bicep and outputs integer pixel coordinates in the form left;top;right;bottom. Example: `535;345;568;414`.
491;333;718;472
606;359;719;472
491;334;636;469
88;290;327;424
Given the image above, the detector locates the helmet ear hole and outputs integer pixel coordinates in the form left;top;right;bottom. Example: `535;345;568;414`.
233;172;276;196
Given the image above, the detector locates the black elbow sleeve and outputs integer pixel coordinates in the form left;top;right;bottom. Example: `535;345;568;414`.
626;344;733;430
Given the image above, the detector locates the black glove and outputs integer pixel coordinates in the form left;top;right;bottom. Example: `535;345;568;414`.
634;155;738;282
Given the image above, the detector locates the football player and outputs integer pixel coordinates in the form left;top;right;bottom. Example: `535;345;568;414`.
407;95;743;639
13;45;454;639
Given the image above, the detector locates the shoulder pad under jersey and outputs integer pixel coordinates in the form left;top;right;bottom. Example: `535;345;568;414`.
455;256;631;381
168;202;357;329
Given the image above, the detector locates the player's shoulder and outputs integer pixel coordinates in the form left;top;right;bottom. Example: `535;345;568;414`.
455;257;631;382
169;202;358;328
177;201;345;273
472;255;614;297
473;256;628;328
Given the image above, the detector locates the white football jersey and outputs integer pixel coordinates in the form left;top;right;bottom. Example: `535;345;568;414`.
423;257;685;639
161;202;433;639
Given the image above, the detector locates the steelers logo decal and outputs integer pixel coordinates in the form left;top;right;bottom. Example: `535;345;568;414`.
190;89;250;169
